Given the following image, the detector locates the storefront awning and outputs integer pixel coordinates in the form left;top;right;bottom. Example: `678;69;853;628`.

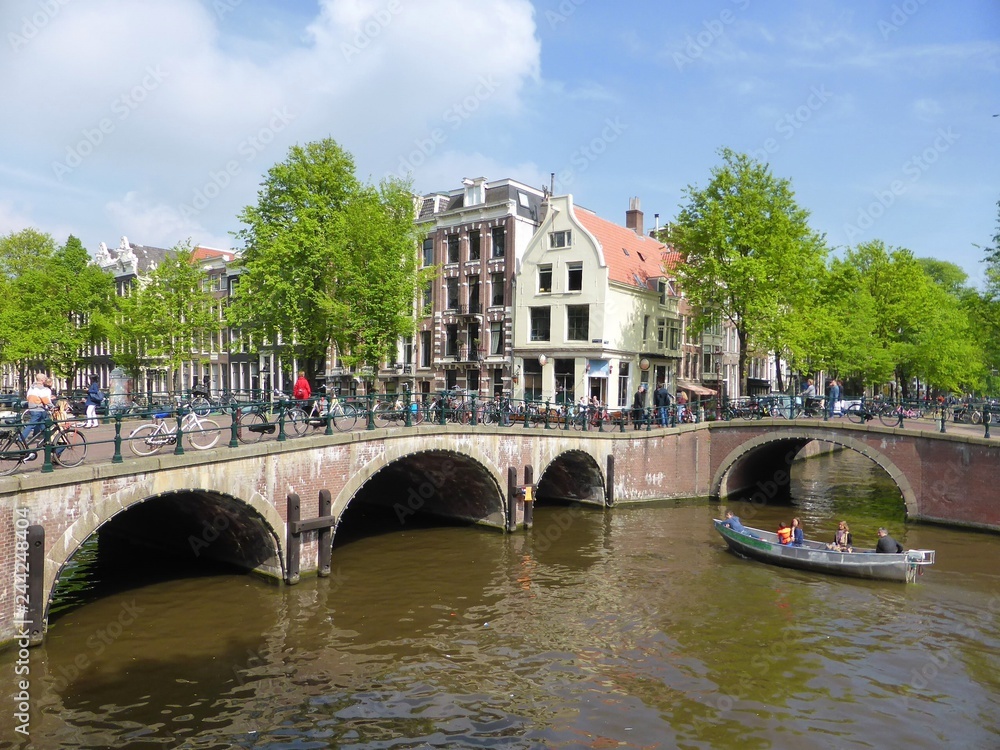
677;381;717;397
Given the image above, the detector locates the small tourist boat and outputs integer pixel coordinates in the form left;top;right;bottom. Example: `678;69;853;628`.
712;519;935;583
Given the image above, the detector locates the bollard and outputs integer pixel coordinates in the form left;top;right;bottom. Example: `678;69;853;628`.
286;493;301;584
40;415;54;473
940;408;947;434
277;399;288;442
318;489;333;576
506;466;517;532
985;408;992;439
366;393;376;431
26;525;45;645
606;454;615;507
174;409;185;455
228;405;240;448
523;464;534;529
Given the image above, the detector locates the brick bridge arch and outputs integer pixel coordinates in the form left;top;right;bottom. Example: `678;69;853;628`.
536;449;607;505
710;426;917;515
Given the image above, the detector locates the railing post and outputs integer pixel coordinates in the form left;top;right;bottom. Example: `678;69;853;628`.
470;394;478;426
940;405;947;433
277;398;288;441
523;399;530;429
40;414;54;473
228;404;240;448
646;407;652;431
404;392;412;428
544;400;551;429
174;408;185;455
985;405;992;439
112;413;124;463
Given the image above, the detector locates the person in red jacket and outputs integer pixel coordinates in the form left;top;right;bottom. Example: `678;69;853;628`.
293;371;311;401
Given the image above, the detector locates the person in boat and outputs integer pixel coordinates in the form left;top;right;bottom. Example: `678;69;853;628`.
826;520;853;552
721;510;760;539
875;527;904;554
776;522;793;545
790;517;804;546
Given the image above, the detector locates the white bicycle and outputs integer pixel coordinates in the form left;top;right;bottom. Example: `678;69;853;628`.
128;404;221;456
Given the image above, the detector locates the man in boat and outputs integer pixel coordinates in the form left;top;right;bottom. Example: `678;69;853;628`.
721;510;760;539
875;527;904;554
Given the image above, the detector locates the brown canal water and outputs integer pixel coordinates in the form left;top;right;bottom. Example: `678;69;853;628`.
2;450;999;749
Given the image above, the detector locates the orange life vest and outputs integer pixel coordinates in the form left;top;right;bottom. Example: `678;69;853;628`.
777;526;792;545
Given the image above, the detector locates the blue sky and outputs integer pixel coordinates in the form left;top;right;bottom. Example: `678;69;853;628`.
1;0;997;284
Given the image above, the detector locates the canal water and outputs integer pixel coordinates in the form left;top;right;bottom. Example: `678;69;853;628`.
2;450;999;748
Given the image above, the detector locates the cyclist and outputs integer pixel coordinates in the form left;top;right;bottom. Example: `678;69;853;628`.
21;373;52;442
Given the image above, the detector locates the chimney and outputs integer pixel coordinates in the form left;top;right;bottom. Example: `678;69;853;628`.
626;197;643;236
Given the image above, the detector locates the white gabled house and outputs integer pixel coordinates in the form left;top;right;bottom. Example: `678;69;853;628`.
511;194;685;411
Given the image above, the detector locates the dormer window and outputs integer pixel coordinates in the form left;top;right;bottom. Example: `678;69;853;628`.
549;230;571;249
463;177;486;206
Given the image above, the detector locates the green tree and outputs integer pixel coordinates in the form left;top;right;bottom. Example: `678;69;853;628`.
669;148;826;394
113;242;219;391
229;138;428;382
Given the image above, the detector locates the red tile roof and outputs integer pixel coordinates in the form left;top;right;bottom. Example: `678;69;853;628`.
574;206;677;290
192;246;235;263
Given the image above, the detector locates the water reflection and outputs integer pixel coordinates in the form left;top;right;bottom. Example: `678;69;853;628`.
2;450;998;748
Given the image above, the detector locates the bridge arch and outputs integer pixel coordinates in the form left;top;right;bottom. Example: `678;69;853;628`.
536;449;606;506
45;482;285;624
335;442;508;528
711;429;916;516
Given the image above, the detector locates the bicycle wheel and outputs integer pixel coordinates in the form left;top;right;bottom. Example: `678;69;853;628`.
53;428;87;468
238;411;269;444
285;407;309;437
333;403;358;432
845;404;865;424
187;418;221;450
971;410;983;425
879;409;902;427
191;396;211;416
0;433;25;475
130;423;168;456
373;403;392;428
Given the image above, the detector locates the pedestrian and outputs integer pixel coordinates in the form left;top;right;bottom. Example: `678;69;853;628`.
827;378;841;418
85;374;105;428
21;373;52;442
631;383;647;429
653;381;672;426
676;390;689;422
293;370;311;402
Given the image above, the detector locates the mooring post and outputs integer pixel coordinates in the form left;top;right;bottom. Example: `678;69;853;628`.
507;466;517;532
317;489;333;577
26;524;45;645
523;464;534;529
606;455;615;507
286;493;301;584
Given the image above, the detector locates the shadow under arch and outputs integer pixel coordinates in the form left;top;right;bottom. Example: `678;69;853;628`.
536;449;606;506
334;447;507;531
712;430;916;516
45;487;285;628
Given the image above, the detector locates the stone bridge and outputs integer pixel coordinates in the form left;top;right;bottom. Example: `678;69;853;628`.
2;420;997;645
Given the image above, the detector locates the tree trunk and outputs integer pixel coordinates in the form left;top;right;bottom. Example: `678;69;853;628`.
773;350;784;392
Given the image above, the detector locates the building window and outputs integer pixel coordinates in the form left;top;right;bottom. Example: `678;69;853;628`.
490;321;504;355
420;331;431;367
657;318;666;349
447;235;460;264
491;272;505;306
554;358;575;403
468;277;481;313
403;336;413;365
467;368;480;391
617;362;630;408
643;315;650;343
422;237;434;267
538;264;552;293
566;305;589;341
491;226;506;258
523;360;542;401
469;231;481;261
549;230;571;249
446;278;458;309
669;323;680;350
422;281;433;315
446;325;459;357
530;307;551;342
567;262;583;291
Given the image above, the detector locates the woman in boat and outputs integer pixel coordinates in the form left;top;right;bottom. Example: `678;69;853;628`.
827;520;852;552
776;522;793;545
790;518;804;546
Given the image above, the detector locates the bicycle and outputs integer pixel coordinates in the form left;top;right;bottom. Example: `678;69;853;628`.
128;403;222;455
373;397;424;428
845;400;878;424
191;388;239;417
0;401;88;475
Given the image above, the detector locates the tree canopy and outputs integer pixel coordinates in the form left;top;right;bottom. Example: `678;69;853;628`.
228;138;428;381
670;148;827;393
